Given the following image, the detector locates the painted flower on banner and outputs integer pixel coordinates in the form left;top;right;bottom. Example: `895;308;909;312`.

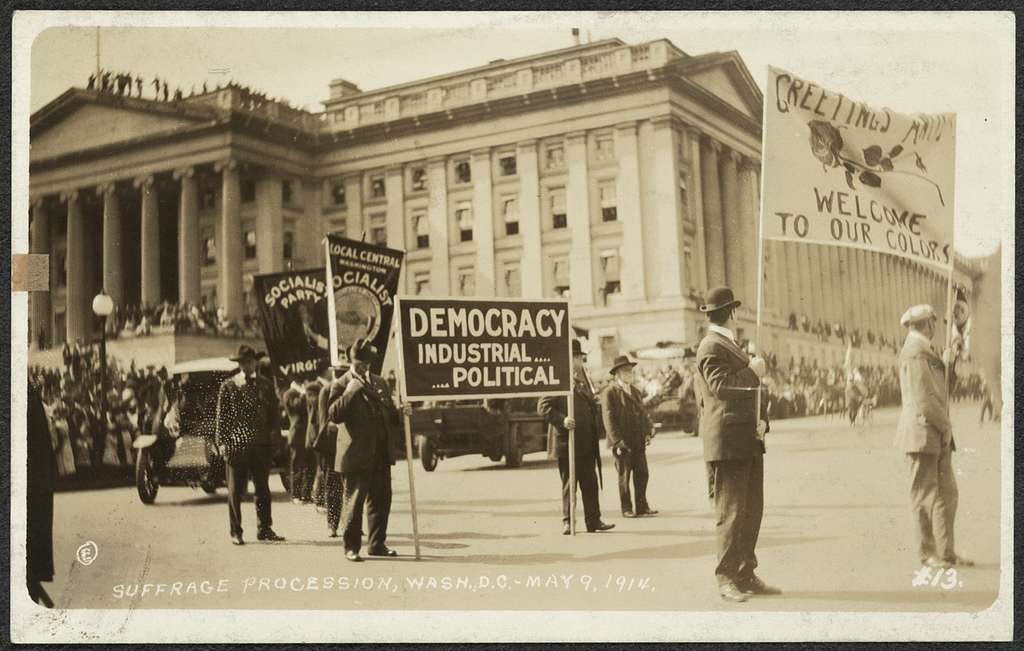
806;119;945;206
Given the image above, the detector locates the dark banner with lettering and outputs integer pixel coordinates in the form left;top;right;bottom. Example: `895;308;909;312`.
325;234;405;374
395;297;572;401
254;269;332;382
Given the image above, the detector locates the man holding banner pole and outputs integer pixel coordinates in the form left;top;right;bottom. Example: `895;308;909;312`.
539;340;614;536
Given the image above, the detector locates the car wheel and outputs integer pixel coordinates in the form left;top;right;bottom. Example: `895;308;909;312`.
417;435;438;472
505;426;523;468
136;448;159;504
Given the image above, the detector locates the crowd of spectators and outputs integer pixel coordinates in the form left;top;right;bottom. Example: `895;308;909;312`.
31;345;171;481
103;301;262;340
86;69;303;113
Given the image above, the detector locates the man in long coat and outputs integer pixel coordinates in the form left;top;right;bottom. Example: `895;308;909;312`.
283;380;313;503
326;339;408;562
539;340;614;535
694;286;778;603
896;304;972;569
215;345;285;545
602;355;657;518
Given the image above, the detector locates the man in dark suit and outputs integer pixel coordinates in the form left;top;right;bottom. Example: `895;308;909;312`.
896;304;972;569
602;355;657;518
539;340;615;535
215;345;285;546
694;286;778;603
326;339;409;562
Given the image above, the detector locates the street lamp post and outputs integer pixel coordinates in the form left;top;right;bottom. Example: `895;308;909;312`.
92;292;114;457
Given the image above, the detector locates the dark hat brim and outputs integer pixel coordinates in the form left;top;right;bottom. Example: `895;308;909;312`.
609;361;637;375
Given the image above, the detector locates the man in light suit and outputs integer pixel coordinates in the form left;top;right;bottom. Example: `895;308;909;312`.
896;304;972;569
694;286;778;603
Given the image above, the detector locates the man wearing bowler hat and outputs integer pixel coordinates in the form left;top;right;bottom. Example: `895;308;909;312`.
602;352;657;518
539;340;615;535
896;304;972;570
694;286;777;602
326;338;410;562
215;345;285;545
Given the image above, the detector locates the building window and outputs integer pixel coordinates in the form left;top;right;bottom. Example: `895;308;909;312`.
499;154;517;176
241;179;256;203
330;181;346;206
410;166;427;192
243;226;257;260
281;180;294;205
369;213;387;246
503;264;521;297
202;231;216;266
545;144;565;170
550;188;567;229
599;183;617;222
456;201;473;242
595;134;615;161
552;258;570;297
600;249;621;299
458;268;475;296
503;197;519;236
454;159;471;184
413;211;429;249
369;174;386;199
413;271;431;295
679;175;692;223
283;231;295;260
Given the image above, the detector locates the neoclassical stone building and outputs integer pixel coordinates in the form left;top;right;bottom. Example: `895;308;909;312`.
28;37;977;369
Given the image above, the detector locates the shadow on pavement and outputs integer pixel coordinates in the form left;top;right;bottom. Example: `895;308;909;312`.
416;498;552;508
459;458;557;472
776;589;997;607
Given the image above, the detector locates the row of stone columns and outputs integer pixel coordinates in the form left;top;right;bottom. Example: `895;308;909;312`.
30;159;256;346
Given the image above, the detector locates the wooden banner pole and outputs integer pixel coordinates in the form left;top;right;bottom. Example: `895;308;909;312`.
393;299;421;560
567;309;577;536
754;72;769;424
943;263;956;415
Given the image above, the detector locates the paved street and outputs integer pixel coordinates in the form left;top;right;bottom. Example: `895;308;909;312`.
46;403;1000;612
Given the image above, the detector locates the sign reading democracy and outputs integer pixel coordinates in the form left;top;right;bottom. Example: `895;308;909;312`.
324;234;404;374
254;269;331;382
762;66;956;268
395;297;572;401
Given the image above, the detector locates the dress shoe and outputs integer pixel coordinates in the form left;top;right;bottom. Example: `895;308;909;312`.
718;582;749;603
586;521;615;532
230;534;244;546
368;546;398;557
345;550;363;562
622;510;637;518
737;574;781;595
926;555;974;569
328;528;338;538
257;529;285;542
562;523;571;535
636;507;659;516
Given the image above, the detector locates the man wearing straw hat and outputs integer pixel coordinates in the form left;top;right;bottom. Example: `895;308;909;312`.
215;345;286;546
602;353;657;519
896;304;972;570
694;286;777;603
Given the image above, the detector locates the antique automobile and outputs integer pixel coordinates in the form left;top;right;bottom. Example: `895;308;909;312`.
409;397;548;471
634;343;700;436
132;357;291;504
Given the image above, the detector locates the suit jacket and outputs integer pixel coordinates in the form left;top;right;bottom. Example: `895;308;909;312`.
539;376;604;460
326;370;400;473
303;377;327;451
214;372;280;461
895;332;954;454
601;381;653;452
283;386;308;450
695;331;769;462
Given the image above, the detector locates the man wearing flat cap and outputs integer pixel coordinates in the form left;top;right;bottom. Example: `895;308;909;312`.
602;353;657;519
215;345;285;545
694;286;777;603
326;338;410;562
539;339;615;535
897;304;972;569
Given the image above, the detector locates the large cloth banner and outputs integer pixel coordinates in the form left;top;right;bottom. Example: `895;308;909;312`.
395;297;572;401
324;234;404;373
253;268;331;382
763;66;955;268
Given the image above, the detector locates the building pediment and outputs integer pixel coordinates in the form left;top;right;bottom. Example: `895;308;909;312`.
677;51;764;120
30;91;216;162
